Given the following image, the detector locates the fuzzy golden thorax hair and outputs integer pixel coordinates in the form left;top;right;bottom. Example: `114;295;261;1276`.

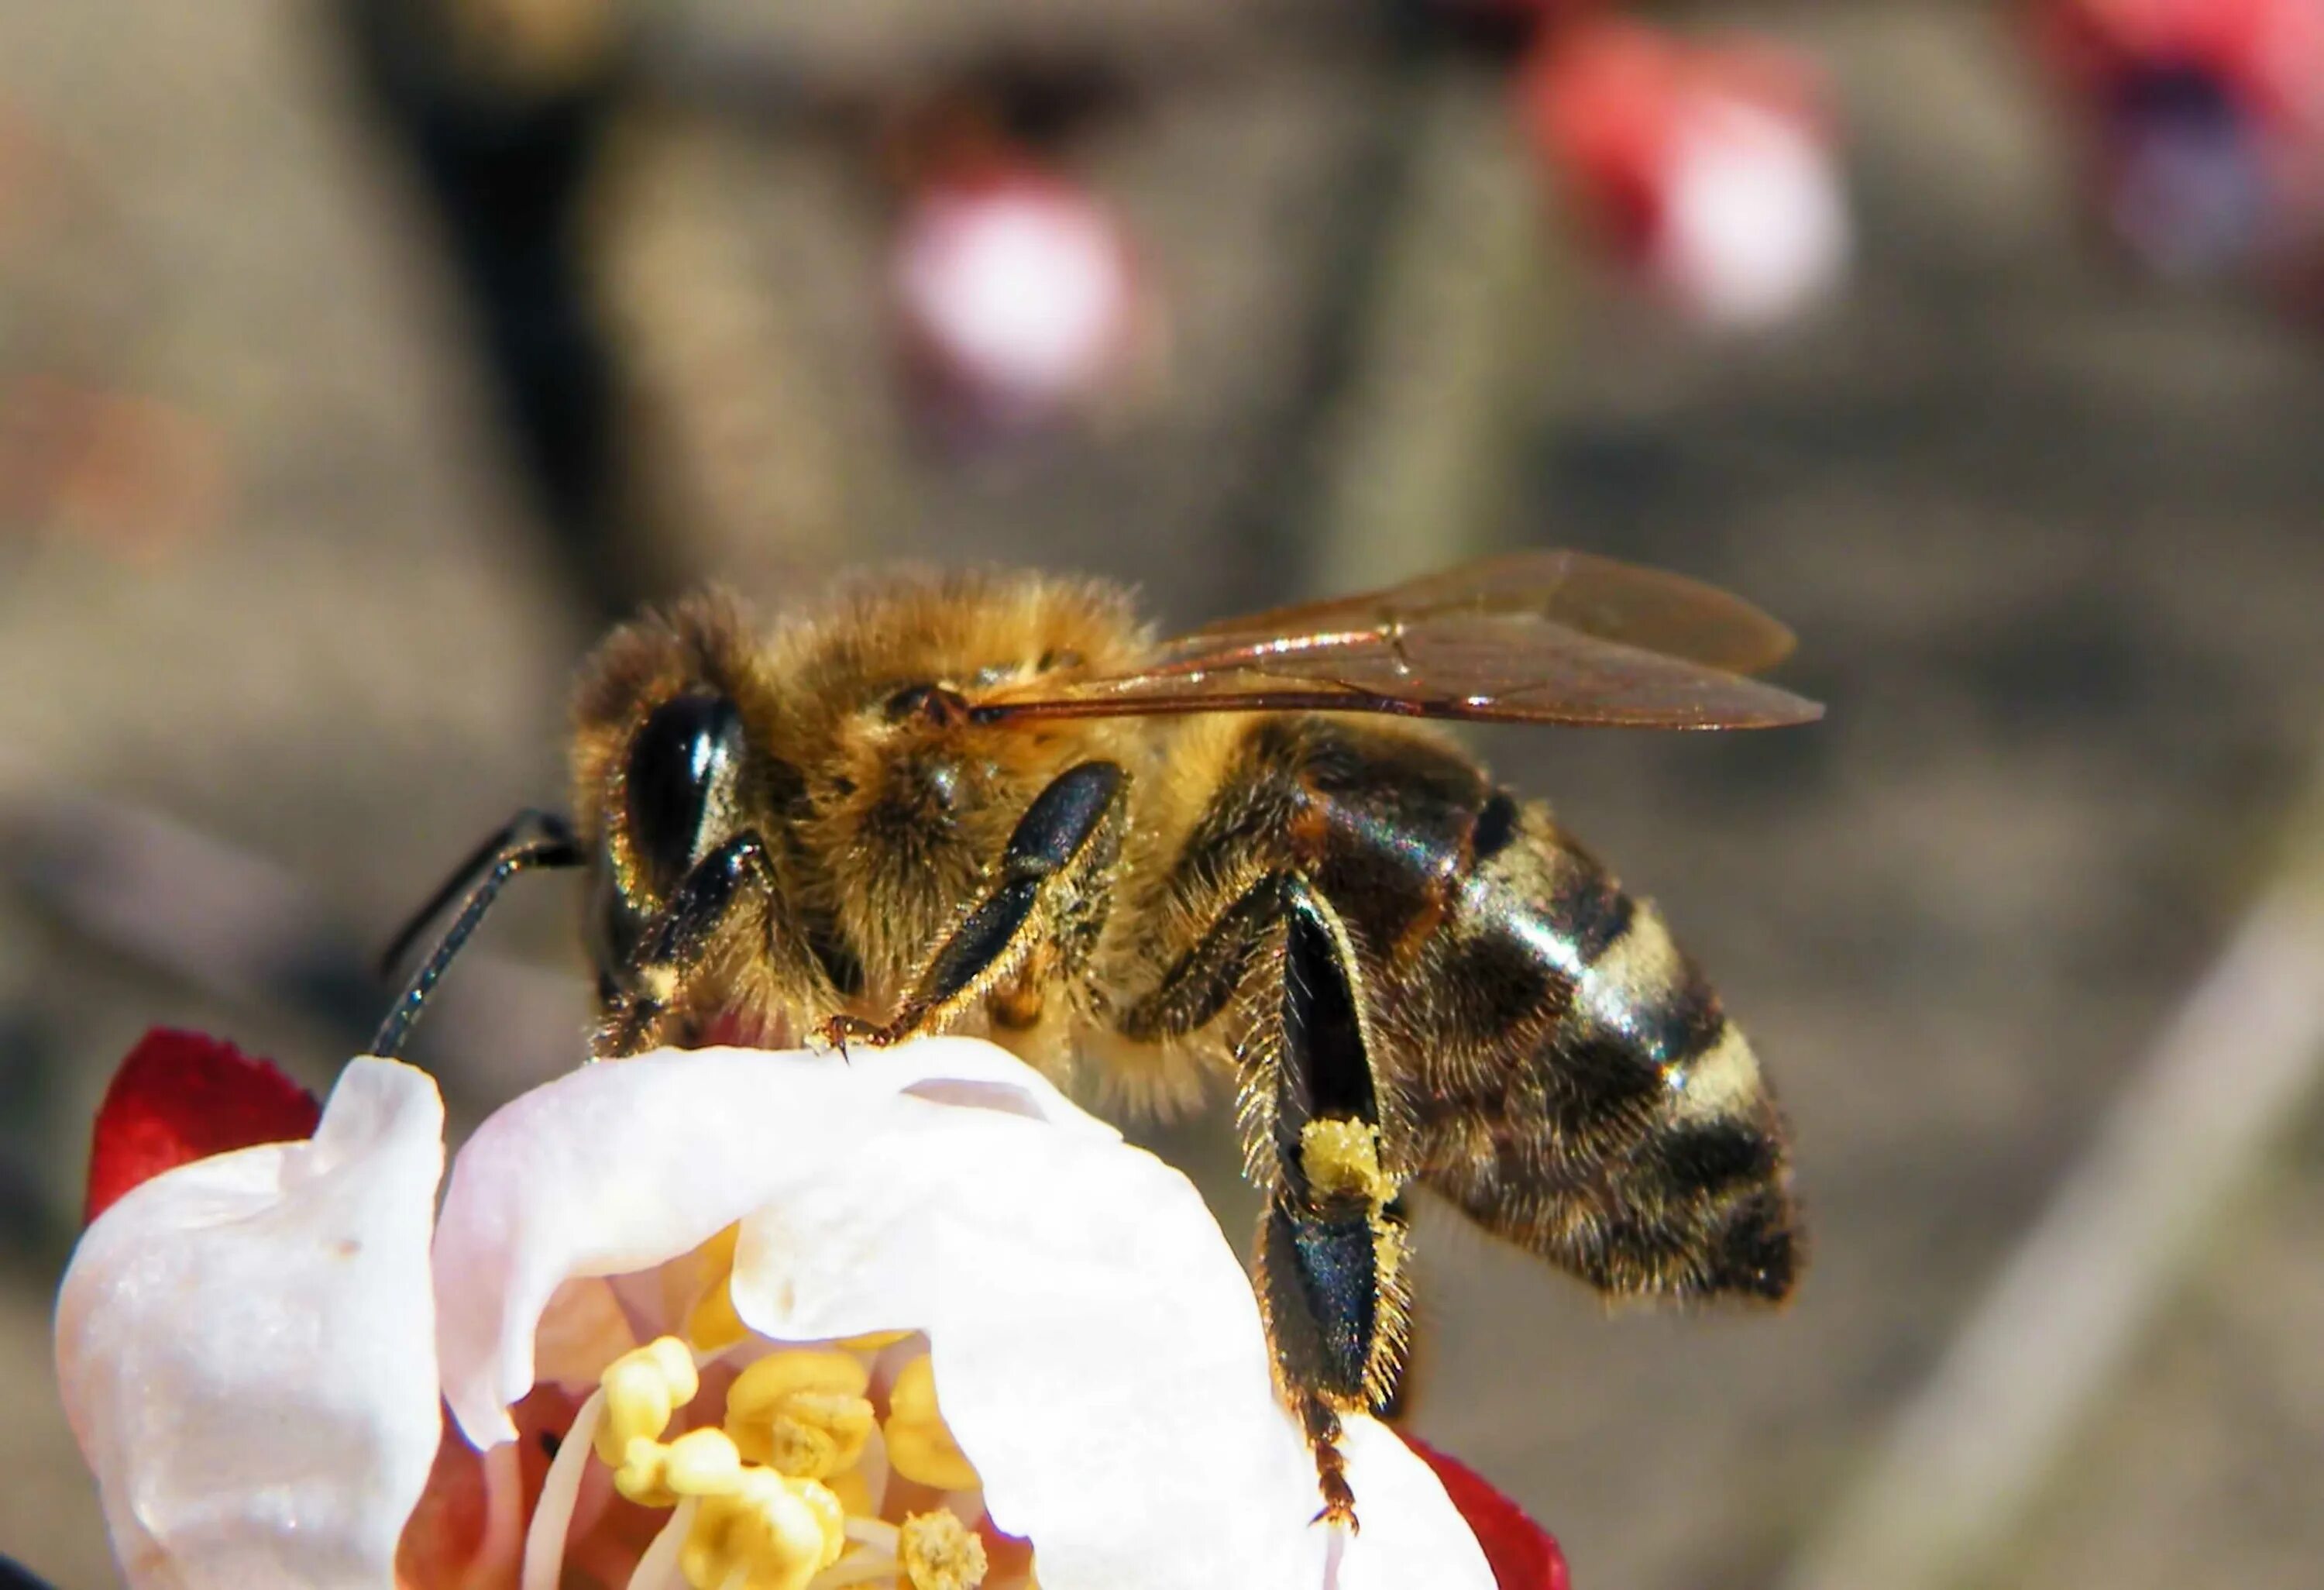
569;570;1159;1000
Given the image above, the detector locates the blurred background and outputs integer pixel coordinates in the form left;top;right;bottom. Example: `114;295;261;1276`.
4;0;2323;1585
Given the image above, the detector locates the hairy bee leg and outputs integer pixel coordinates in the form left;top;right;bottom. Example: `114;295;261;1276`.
820;760;1127;1049
1102;852;1412;1521
1112;870;1287;1042
370;824;586;1059
596;830;779;1058
1252;877;1412;1529
1291;1385;1358;1529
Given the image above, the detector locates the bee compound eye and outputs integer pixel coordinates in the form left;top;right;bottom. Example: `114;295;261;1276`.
625;691;745;898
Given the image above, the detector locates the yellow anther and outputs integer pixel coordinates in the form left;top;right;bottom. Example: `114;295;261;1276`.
883;1355;981;1492
724;1350;876;1479
899;1509;989;1590
665;1427;749;1496
729;1350;872;1412
594;1336;701;1467
1300;1118;1390;1204
679;1470;847;1590
614;1436;676;1506
615;1428;748;1507
685;1226;750;1352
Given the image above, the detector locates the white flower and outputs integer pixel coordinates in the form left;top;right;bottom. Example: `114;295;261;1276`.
1655;95;1851;330
892;169;1138;425
57;1038;1500;1590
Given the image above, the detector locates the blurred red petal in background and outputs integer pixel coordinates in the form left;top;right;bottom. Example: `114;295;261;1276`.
84;1028;320;1224
2031;0;2324;283
1518;21;1851;329
1405;1434;1573;1590
2037;0;2324;115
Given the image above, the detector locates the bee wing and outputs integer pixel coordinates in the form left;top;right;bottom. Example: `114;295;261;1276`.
974;584;1822;730
1173;549;1802;677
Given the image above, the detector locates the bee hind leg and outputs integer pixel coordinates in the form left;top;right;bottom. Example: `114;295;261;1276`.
1108;869;1411;1526
818;760;1127;1051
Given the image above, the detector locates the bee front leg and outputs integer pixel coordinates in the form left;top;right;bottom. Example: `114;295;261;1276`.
597;830;779;1058
818;761;1126;1051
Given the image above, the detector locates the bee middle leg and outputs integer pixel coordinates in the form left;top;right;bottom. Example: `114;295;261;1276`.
818;760;1127;1049
1113;869;1411;1527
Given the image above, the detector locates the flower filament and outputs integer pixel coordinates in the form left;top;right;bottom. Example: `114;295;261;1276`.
583;1335;995;1590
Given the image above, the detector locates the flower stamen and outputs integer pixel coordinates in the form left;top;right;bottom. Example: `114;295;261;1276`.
680;1468;848;1590
899;1509;989;1590
594;1337;701;1468
577;1329;999;1590
726;1350;877;1480
883;1354;980;1492
615;1426;750;1507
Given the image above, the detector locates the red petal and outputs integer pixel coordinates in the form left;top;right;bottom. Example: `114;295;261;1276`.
1404;1434;1571;1590
84;1027;321;1223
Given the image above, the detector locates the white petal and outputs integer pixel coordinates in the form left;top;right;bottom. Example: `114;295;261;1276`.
1332;1418;1499;1590
55;1058;446;1590
434;1039;1104;1444
432;1038;1494;1590
727;1103;1493;1590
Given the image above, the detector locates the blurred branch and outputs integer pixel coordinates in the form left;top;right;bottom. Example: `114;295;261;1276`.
0;785;588;1107
339;0;670;625
1297;58;1552;594
1222;27;1552;597
592;109;859;595
1779;752;2324;1590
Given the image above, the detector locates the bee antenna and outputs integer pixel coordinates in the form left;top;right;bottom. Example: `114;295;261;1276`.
376;809;577;976
370;808;583;1059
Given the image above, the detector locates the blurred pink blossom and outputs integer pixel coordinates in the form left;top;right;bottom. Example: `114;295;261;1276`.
1520;22;1852;329
892;163;1143;439
2035;0;2324;286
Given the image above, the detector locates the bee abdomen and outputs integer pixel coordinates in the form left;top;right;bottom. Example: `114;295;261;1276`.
1424;802;1801;1303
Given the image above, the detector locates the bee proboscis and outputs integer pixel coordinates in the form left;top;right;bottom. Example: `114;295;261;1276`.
376;549;1820;1523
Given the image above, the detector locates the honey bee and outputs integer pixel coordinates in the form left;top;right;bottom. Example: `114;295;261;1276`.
375;551;1820;1523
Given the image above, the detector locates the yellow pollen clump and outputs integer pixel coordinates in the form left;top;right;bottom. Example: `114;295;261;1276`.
899;1508;990;1590
594;1336;700;1467
1300;1118;1390;1203
679;1469;848;1590
724;1350;877;1479
884;1354;981;1491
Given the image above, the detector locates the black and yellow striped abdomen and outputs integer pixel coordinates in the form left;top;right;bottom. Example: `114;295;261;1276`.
1270;717;1800;1306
